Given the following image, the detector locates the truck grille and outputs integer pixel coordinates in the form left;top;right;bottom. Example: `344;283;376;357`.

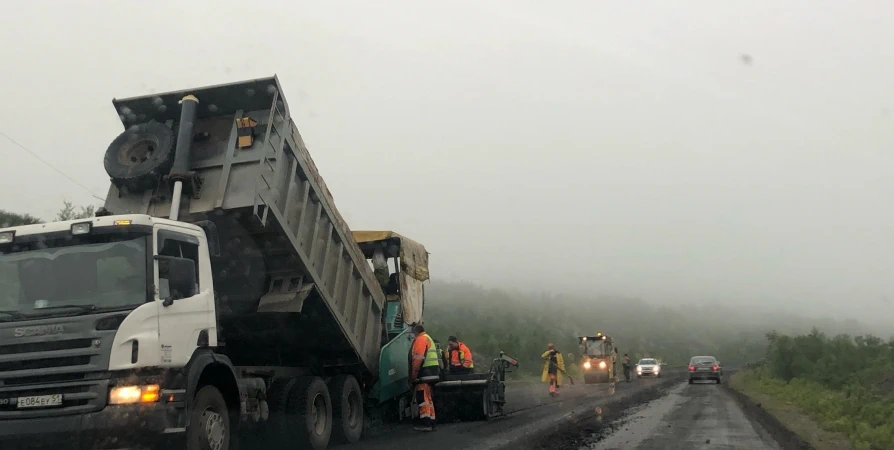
0;380;106;419
0;338;94;356
0;355;92;372
0;336;107;417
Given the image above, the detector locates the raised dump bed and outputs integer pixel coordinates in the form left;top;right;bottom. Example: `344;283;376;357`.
101;76;386;376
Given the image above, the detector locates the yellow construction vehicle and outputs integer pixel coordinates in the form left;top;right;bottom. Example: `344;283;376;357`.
578;333;618;384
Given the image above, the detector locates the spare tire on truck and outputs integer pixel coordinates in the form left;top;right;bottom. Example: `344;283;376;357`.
104;121;175;193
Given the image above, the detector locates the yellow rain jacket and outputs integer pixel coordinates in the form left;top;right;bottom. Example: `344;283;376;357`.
541;350;566;384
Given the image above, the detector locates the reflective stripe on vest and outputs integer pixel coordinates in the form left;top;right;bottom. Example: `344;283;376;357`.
422;334;439;368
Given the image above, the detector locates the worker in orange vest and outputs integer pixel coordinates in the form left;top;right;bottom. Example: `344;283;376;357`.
446;336;475;374
410;324;440;431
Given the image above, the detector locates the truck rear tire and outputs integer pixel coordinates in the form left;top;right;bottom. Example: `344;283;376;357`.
329;375;364;444
104;121;175;193
285;377;332;450
187;385;231;450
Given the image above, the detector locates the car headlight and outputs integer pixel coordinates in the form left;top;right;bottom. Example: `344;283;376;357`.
598;361;607;369
583;361;592;369
654;366;660;373
109;384;160;405
637;367;642;372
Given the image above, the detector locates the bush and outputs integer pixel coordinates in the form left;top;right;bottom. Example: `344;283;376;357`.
747;331;894;450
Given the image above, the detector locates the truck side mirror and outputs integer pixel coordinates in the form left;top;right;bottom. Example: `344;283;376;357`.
156;255;197;304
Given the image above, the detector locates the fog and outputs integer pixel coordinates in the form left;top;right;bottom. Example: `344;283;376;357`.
0;1;891;329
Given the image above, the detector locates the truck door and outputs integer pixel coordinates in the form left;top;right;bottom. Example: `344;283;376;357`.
154;226;216;367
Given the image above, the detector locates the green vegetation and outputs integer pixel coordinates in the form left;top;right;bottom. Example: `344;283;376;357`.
734;331;894;450
0;210;41;227
730;371;854;450
421;281;869;379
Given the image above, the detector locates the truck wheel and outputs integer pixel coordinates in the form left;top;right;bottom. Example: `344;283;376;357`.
187;386;231;450
329;375;364;444
285;377;332;450
104;121;175;193
268;378;297;416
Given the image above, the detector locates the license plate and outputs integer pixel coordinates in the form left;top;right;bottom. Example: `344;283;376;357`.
697;367;710;372
17;394;63;409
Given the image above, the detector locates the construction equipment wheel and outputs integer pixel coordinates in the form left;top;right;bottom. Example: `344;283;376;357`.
104;121;175;193
285;377;332;450
328;375;364;444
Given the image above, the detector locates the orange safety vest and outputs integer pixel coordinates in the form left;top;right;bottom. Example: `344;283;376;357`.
448;342;474;369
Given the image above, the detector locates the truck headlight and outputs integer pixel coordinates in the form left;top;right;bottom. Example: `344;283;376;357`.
583;361;591;369
71;222;92;235
0;231;14;244
109;384;160;405
598;361;607;369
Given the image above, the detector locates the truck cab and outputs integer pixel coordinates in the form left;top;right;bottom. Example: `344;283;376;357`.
0;214;215;448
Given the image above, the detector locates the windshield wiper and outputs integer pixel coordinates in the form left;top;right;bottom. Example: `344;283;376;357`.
0;310;27;320
33;304;98;314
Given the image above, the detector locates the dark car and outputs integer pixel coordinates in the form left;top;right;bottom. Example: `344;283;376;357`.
688;356;722;384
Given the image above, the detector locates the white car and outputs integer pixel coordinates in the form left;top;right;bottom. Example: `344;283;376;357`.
636;358;661;378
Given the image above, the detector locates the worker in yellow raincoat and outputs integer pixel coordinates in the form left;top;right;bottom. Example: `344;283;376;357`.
541;343;565;396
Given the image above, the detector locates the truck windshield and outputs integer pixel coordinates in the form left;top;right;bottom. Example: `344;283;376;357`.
582;342;607;357
0;232;149;321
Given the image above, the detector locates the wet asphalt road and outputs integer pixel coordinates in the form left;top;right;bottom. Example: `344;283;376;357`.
589;380;782;450
334;373;786;450
340;375;675;450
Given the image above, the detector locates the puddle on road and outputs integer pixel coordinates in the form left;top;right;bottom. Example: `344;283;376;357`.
582;382;687;450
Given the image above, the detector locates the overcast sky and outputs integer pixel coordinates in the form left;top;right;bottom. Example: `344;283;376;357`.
1;1;891;326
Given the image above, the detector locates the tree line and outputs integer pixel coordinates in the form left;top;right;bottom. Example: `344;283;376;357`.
742;330;894;450
421;280;872;379
0;201;95;227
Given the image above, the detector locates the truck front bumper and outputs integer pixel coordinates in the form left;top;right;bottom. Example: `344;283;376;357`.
0;402;185;449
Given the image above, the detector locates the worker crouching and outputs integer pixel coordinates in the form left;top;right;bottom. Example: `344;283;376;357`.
446;336;474;374
410;324;440;431
541;343;565;396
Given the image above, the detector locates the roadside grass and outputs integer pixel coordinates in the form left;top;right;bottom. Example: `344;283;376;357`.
730;370;856;450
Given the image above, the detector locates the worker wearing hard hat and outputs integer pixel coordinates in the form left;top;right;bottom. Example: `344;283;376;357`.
541;343;565;396
445;336;474;374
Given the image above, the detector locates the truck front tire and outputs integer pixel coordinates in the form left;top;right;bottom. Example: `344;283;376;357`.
286;377;332;450
187;385;231;450
329;375;364;444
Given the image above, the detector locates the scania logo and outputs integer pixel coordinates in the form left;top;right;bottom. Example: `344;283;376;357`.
13;325;65;337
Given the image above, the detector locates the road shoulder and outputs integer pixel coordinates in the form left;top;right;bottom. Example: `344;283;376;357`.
727;371;853;450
